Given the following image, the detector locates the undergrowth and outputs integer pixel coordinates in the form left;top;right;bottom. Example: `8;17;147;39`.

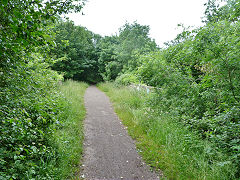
54;80;88;179
98;82;237;180
0;58;65;179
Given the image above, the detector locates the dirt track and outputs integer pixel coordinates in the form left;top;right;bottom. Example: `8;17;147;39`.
82;86;159;180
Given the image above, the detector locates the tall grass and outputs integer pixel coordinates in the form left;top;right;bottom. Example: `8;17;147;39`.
98;82;236;180
53;80;88;179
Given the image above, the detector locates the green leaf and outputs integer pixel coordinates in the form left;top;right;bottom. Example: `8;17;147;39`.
14;11;22;18
3;0;8;6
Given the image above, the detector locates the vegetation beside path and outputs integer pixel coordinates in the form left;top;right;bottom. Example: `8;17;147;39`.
2;0;239;179
98;82;237;180
54;80;88;179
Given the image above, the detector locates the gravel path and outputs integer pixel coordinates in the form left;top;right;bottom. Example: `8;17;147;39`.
82;86;159;180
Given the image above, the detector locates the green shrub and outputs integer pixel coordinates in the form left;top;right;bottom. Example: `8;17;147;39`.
98;83;237;179
0;54;65;179
134;20;240;178
115;73;139;85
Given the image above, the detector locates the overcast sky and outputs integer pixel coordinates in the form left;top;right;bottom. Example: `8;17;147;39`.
67;0;208;47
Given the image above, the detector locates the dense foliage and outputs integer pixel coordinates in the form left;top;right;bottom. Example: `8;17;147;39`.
97;22;158;81
99;82;237;179
115;0;240;178
50;20;102;83
0;57;65;179
51;21;158;82
0;0;85;179
1;0;240;178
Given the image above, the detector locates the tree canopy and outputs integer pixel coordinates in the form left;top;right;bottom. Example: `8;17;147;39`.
1;0;240;178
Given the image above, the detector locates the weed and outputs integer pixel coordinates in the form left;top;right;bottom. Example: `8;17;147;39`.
98;82;237;180
54;80;88;179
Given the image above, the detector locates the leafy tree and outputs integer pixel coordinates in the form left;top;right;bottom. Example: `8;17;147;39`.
204;0;240;23
96;22;158;81
0;0;85;68
120;1;240;177
96;36;119;80
50;19;102;83
0;0;86;178
117;22;158;71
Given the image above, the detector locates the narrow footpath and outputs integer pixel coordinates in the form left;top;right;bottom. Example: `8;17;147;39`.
82;86;159;180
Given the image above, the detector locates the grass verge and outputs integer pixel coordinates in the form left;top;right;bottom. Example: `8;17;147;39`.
53;80;88;179
97;82;236;180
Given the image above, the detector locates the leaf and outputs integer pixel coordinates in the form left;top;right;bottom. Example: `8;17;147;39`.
217;161;231;167
3;0;8;6
232;146;240;151
14;11;22;19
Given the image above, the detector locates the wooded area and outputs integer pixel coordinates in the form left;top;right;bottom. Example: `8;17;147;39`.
1;0;239;179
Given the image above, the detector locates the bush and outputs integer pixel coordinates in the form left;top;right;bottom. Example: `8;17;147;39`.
133;20;240;178
0;54;65;179
98;83;237;179
115;73;138;85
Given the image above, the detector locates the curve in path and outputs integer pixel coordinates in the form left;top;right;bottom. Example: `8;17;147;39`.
82;86;159;180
